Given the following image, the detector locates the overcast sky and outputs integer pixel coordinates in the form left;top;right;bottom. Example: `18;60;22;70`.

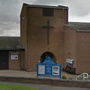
0;0;90;36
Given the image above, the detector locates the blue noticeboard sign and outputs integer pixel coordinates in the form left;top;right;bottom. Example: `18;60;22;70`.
37;56;62;78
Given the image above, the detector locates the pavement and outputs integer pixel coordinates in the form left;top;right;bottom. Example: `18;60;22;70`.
0;70;36;78
0;70;76;79
0;70;89;80
0;81;89;90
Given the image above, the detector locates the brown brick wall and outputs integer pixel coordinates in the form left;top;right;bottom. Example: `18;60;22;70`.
76;32;90;74
64;27;90;74
20;5;28;70
25;7;68;71
9;51;21;70
64;27;77;68
20;50;25;70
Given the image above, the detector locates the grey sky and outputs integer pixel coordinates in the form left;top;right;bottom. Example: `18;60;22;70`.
0;0;90;36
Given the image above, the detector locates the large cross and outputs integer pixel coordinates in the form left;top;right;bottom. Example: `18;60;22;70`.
42;20;54;45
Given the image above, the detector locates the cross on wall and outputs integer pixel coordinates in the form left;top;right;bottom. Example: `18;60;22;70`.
42;20;54;45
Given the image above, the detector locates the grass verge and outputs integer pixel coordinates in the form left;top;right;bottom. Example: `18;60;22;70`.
0;84;38;90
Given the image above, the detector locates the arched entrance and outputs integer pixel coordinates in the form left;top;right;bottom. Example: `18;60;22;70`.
40;52;57;63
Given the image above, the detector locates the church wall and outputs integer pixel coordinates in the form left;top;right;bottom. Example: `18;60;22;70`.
20;6;29;70
9;51;21;70
64;27;90;74
20;6;27;48
20;50;25;70
25;7;68;71
20;4;90;74
76;32;90;74
64;27;77;69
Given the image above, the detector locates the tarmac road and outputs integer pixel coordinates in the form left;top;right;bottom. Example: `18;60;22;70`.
0;81;89;90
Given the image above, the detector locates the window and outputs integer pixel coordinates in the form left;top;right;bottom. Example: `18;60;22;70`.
43;8;54;16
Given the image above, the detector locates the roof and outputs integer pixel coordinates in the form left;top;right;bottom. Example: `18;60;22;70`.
0;37;24;50
20;3;68;17
68;22;90;32
22;3;68;10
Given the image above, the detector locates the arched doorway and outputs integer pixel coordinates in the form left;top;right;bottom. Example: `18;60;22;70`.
40;52;57;63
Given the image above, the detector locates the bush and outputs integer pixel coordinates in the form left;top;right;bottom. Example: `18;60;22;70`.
62;75;68;79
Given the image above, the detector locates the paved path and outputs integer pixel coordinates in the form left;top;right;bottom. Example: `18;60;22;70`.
0;81;89;90
0;70;89;80
0;70;36;78
0;70;77;79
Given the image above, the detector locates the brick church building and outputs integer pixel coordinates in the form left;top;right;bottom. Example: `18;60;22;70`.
0;3;90;74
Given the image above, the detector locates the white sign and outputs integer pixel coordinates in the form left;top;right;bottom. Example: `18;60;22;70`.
38;65;45;74
66;59;74;64
11;54;18;60
52;66;60;75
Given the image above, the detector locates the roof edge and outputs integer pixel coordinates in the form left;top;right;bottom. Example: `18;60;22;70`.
22;3;68;9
